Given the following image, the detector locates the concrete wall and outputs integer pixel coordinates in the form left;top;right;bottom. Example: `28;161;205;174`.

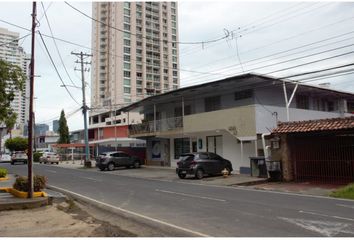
184;106;256;137
255;105;352;134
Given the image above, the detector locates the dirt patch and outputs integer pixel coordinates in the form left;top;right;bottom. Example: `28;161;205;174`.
0;199;136;237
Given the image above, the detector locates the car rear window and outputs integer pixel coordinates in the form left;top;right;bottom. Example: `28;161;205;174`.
179;154;194;161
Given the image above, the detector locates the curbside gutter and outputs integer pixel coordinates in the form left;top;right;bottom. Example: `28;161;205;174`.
47;184;210;237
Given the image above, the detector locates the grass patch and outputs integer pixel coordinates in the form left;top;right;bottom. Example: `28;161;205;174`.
330;183;354;200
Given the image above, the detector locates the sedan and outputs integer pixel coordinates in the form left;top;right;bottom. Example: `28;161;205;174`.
96;151;142;171
11;151;28;165
176;152;233;179
0;154;11;163
39;152;60;164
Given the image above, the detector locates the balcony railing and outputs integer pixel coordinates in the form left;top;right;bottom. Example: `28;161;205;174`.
129;116;183;135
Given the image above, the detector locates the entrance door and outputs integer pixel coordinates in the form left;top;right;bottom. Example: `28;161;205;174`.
207;135;223;156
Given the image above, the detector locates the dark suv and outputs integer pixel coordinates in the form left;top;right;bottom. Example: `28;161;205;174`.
96;151;142;171
176;152;233;179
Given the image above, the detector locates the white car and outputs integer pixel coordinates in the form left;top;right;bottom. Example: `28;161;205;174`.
0;154;11;163
11;151;28;165
39;152;60;164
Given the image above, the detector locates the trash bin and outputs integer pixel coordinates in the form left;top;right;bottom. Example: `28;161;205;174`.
250;157;268;178
266;160;282;181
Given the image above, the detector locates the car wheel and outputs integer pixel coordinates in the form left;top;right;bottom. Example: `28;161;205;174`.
56;162;59;165
107;162;115;171
99;167;106;171
195;169;204;179
11;162;14;165
178;173;186;179
133;161;140;169
24;161;27;164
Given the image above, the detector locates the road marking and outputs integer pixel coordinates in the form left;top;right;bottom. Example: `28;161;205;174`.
337;204;354;209
279;217;353;237
155;189;226;202
80;177;102;182
47;185;211;237
299;210;354;222
46;170;57;173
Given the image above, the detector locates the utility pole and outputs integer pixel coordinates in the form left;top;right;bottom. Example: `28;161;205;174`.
71;51;92;167
27;1;37;198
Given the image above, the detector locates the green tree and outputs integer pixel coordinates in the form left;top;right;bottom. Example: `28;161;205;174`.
5;137;28;152
57;109;70;144
0;59;25;130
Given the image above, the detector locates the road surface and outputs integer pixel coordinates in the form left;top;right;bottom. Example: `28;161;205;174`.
4;163;354;237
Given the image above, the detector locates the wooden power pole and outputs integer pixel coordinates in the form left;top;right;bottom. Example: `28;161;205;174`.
27;1;37;198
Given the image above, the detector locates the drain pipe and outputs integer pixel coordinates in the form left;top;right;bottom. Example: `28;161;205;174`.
262;132;272;178
262;132;271;160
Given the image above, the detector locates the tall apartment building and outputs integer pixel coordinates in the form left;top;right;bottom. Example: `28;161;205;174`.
0;27;30;129
91;2;179;109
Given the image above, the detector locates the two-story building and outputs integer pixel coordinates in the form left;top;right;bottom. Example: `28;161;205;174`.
118;73;354;172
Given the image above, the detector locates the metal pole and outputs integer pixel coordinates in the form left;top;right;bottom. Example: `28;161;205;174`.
282;82;290;121
27;1;36;198
72;51;92;167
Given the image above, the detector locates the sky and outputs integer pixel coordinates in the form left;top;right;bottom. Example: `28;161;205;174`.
0;1;353;131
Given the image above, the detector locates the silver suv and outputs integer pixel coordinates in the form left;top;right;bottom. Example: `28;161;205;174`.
96;151;142;171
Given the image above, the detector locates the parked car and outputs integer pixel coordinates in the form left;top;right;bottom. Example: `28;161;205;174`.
176;152;233;179
96;151;142;171
11;151;28;165
0;154;11;163
39;152;60;164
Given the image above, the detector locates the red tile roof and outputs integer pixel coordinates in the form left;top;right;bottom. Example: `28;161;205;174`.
272;116;354;133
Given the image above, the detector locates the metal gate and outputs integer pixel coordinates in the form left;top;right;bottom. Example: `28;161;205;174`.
290;133;354;183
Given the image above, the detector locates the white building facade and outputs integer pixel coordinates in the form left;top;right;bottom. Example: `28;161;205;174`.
121;74;354;172
0;27;30;129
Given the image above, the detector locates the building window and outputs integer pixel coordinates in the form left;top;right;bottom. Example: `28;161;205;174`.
296;94;309;110
124;16;130;23
124;87;131;94
124;71;131;78
124;8;130;15
123;47;130;54
124;32;130;39
124;62;131;69
205;95;221;112
123;39;130;46
174;138;190;159
124;54;130;62
124;23;130;31
234;89;253;100
124;79;131;86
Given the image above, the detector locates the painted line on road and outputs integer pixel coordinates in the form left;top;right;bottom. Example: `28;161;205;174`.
336;204;354;209
299;210;354;222
47;185;211;237
80;177;102;182
46;170;57;173
156;189;226;202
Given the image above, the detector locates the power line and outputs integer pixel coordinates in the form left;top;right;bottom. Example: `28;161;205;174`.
64;1;230;46
0;33;31;47
37;31;81;106
40;1;79;88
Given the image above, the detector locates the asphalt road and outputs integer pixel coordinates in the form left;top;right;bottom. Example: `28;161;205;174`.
3;163;354;237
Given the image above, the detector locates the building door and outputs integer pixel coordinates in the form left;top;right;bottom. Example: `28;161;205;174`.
207;135;223;156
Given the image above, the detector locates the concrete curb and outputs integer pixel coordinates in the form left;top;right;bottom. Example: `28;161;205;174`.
47;184;210;237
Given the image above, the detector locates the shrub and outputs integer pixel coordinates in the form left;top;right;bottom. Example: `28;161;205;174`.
0;168;7;178
330;183;354;200
33;152;43;162
13;175;47;192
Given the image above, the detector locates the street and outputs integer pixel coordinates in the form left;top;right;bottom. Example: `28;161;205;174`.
4;163;354;237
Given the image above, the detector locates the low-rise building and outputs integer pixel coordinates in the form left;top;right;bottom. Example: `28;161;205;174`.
119;73;354;172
